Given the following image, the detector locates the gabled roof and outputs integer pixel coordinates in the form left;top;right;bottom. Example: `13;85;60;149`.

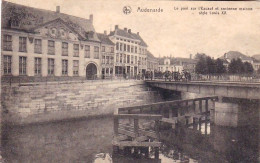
1;1;99;42
173;57;197;64
219;51;253;61
109;27;148;47
97;33;114;46
147;51;158;61
158;57;197;65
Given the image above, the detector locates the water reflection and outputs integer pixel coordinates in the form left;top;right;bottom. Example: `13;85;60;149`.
2;100;259;163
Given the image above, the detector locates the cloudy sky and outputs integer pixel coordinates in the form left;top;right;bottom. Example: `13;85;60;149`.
3;0;260;58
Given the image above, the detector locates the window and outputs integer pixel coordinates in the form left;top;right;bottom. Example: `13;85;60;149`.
62;42;68;56
131;55;134;64
3;35;12;51
73;44;79;57
127;55;130;64
73;60;79;76
102;55;105;64
110;56;114;64
34;39;42;54
94;46;99;59
102;46;105;52
123;54;126;63
127;45;130;52
110;68;113;75
135;47;137;53
111;47;114;53
48;40;55;55
120;54;122;63
3;55;12;75
106;56;109;64
48;58;55;75
119;43;122;51
34;57;42;75
19;56;27;75
85;45;90;58
116;53;119;63
62;59;68;75
19;37;27;52
135;56;137;64
131;46;133;53
116;43;119;50
124;44;126;51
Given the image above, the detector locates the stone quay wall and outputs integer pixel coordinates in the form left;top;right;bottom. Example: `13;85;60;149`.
1;80;162;125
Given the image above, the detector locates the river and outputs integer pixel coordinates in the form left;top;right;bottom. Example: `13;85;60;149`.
1;97;259;163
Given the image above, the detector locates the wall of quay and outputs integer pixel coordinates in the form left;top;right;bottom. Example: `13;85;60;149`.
2;80;163;125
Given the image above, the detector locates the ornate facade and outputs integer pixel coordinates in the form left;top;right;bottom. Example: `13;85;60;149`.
1;1;102;81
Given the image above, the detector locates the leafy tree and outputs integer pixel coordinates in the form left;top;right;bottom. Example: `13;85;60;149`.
228;58;244;74
243;62;254;74
195;56;208;74
215;59;226;74
206;56;216;74
194;53;207;60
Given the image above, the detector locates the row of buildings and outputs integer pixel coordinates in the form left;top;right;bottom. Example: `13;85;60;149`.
1;1;159;81
3;1;259;82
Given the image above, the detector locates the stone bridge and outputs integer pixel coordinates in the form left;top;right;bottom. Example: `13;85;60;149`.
146;80;260;99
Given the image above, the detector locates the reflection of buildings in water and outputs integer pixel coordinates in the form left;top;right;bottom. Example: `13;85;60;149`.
215;100;259;127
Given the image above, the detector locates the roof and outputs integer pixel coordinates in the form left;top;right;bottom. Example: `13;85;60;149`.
109;27;148;47
219;51;253;61
173;57;197;64
1;1;99;42
97;33;114;46
158;57;197;65
252;54;260;62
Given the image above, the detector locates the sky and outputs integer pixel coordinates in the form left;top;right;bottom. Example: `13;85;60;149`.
2;0;260;58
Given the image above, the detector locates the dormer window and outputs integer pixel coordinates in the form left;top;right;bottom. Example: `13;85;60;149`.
10;17;20;28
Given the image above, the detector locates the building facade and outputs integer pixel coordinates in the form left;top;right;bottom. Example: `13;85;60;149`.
158;57;183;72
108;25;148;78
97;32;115;78
147;51;158;74
1;1;102;81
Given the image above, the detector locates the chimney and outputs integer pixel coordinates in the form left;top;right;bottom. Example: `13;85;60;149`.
190;54;192;59
124;28;127;32
115;25;118;30
56;6;60;13
224;53;227;59
104;30;107;35
128;29;131;34
89;14;93;23
137;32;139;35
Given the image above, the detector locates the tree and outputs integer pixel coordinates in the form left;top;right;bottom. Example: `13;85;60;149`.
215;59;226;74
243;62;254;74
195;56;208;74
228;58;244;74
206;56;216;74
194;53;207;60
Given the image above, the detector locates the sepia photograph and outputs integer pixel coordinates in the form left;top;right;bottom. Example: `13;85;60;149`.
0;0;260;162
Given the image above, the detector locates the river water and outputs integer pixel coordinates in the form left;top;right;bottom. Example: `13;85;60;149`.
1;98;259;163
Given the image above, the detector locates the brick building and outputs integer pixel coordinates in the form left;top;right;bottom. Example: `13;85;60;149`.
1;1;102;81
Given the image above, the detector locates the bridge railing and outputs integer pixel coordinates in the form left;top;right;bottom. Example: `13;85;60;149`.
118;96;218;117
